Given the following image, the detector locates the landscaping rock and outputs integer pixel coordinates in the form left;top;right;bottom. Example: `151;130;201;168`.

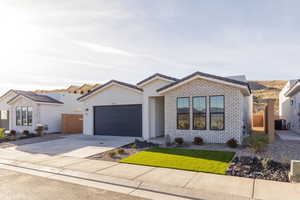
227;156;290;182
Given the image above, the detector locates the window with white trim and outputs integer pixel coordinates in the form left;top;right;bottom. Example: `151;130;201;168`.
16;107;32;126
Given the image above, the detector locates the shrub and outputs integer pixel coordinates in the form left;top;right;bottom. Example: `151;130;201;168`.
246;133;269;152
23;130;30;136
193;137;204;145
131;143;137;149
35;124;44;136
10;130;16;136
226;138;238;148
0;128;5;137
108;151;116;158
174;137;184;145
117;148;125;154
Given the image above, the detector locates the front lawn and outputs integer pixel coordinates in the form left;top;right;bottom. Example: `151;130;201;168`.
120;148;235;174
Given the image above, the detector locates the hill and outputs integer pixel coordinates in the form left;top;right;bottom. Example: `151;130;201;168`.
249;80;287;115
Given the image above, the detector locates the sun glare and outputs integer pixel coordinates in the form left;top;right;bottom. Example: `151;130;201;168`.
0;5;42;65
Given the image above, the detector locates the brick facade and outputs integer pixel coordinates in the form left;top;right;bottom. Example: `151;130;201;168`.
164;78;245;144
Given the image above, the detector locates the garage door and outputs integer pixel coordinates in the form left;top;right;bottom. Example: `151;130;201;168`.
94;105;142;137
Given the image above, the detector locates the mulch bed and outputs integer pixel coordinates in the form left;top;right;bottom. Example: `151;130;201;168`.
88;139;159;162
227;156;290;182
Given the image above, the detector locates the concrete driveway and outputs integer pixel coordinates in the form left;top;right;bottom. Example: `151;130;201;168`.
6;134;136;158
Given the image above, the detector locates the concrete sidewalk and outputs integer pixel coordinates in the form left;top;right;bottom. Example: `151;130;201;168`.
0;154;299;200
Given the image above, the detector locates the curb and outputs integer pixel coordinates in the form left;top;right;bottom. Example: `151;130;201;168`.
0;159;250;200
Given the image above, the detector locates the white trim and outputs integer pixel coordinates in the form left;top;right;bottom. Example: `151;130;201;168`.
137;76;176;87
7;95;63;106
158;75;250;96
285;82;300;97
0;90;16;101
78;82;143;102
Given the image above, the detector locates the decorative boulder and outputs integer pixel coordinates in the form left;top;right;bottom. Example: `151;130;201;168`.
289;160;300;183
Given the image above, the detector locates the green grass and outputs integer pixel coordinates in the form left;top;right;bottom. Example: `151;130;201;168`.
0;135;7;140
120;148;235;174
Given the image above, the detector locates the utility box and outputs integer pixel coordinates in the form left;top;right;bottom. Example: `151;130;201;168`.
289;160;300;183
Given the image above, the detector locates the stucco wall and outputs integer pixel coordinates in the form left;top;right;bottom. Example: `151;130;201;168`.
164;78;245;144
290;92;300;133
279;81;300;133
81;85;143;136
141;79;172;139
39;104;64;133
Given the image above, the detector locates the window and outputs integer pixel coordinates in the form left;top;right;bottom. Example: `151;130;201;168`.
209;96;225;130
16;106;32;126
22;107;28;126
16;107;22;126
192;97;206;130
177;97;190;129
27;107;32;126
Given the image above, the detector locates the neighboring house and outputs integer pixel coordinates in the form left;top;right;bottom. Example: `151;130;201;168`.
78;72;252;144
279;80;300;133
77;84;93;94
66;85;80;94
0;90;82;133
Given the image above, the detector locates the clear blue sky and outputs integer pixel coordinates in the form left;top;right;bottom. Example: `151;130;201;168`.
0;0;300;95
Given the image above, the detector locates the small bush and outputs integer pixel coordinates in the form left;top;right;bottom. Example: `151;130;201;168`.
193;137;204;145
0;128;5;137
23;130;30;136
226;138;238;148
245;133;269;152
10;130;16;136
131;143;137;149
108;151;116;158
117;148;125;154
174;137;184;145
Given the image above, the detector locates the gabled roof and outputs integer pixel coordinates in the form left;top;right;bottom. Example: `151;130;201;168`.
137;73;179;86
78;80;143;101
285;79;300;97
67;85;80;90
157;71;251;95
7;90;63;105
79;84;93;90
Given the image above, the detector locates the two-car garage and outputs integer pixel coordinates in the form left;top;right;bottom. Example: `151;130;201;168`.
93;105;142;137
78;80;144;137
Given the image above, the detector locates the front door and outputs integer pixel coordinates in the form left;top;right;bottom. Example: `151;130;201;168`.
0;110;9;129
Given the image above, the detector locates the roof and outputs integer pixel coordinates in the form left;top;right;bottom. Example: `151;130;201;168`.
78;80;143;101
79;84;93;90
137;73;179;86
7;90;64;104
157;71;251;94
285;79;300;97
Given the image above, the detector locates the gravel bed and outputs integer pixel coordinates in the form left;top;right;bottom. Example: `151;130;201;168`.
227;156;290;182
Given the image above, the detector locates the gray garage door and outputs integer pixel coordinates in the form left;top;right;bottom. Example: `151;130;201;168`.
94;105;142;137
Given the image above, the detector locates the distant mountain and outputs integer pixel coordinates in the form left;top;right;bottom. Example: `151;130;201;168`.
249;80;288;115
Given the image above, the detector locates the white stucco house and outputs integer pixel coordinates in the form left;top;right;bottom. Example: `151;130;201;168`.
78;72;252;144
279;80;300;133
0;90;82;133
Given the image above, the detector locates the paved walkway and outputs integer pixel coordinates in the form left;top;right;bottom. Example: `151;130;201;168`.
0;148;299;200
277;130;300;141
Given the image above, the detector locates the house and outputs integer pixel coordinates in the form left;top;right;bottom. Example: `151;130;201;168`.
0;90;82;133
279;80;300;133
66;85;80;94
78;72;252;144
